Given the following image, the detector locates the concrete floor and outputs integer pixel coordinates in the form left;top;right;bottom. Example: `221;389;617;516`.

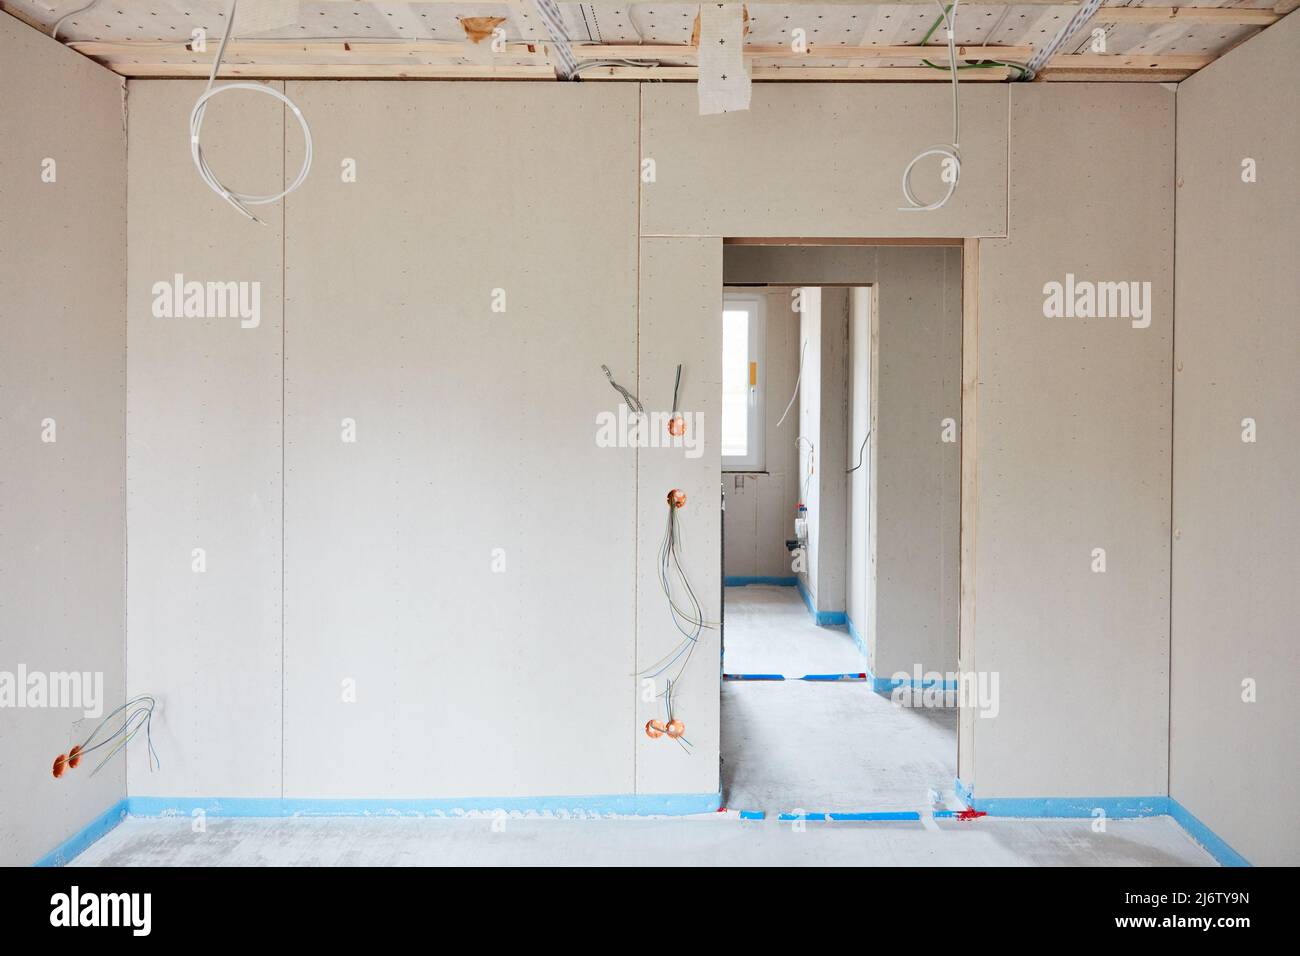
722;680;959;813
71;814;1215;866
721;584;958;813
723;584;866;675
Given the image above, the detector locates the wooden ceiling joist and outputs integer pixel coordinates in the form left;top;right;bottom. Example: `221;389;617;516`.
79;50;1211;81
1091;7;1282;26
68;39;1037;63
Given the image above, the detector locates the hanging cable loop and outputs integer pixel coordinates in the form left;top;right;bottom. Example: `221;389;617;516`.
900;0;962;213
190;0;313;222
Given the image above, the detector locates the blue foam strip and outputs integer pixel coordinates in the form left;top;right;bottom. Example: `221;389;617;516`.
723;673;786;681
126;793;724;818
738;810;766;820
777;811;921;822
952;780;1251;864
846;615;870;658
1169;799;1251;867
966;794;1170;819
724;576;797;587
795;579;849;627
33;799;128;867
843;617;962;692
801;673;868;682
796;579;816;615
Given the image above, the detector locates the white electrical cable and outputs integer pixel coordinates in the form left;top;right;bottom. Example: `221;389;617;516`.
775;339;807;428
900;0;961;213
190;0;312;222
49;0;101;40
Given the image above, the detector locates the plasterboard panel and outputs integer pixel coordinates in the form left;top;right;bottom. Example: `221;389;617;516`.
755;472;791;577
640;83;1008;238
722;476;759;576
636;237;722;796
873;246;960;676
973;83;1173;798
0;15;125;866
125;80;284;797
814;286;849;611
847;286;872;636
1171;13;1300;868
757;288;800;579
281;82;639;798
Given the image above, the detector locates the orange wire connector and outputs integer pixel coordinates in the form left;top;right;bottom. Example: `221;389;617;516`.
667;488;687;509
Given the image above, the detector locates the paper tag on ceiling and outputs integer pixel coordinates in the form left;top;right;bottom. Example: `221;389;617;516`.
697;3;751;115
236;0;301;36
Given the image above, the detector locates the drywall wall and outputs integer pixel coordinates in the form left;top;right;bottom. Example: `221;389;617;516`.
636;237;722;795
1171;13;1300;867
796;288;822;604
813;287;851;615
640;85;1008;238
724;246;960;674
281;82;639;799
0;16;126;865
125;81;284;797
722;287;800;581
122;81;720;802
791;283;850;616
872;248;961;678
847;287;874;653
965;85;1174;800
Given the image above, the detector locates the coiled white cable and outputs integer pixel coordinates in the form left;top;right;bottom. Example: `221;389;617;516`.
190;0;312;222
900;0;962;213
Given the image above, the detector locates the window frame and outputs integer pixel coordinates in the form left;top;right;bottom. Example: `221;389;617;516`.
721;292;766;473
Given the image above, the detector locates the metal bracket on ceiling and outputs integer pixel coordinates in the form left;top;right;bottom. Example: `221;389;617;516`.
531;0;579;79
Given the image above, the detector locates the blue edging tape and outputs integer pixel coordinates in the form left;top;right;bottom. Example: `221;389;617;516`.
795;579;849;627
845;615;961;692
777;811;921;822
126;792;723;819
33;799;128;867
969;795;1169;819
724;673;869;682
724;576;797;587
1169;799;1250;867
738;810;766;820
953;778;1250;866
801;673;869;682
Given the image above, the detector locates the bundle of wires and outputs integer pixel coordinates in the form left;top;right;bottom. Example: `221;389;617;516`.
52;694;160;779
916;2;1029;80
660;678;692;753
640;493;711;688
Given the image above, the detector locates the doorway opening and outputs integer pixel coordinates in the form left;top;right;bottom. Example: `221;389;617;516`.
719;244;962;816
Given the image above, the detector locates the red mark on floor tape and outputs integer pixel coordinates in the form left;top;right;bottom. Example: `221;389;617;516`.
956;809;987;821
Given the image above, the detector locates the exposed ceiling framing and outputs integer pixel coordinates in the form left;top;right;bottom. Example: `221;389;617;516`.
1;0;1290;81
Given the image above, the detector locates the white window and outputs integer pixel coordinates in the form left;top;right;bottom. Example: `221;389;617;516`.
721;293;765;472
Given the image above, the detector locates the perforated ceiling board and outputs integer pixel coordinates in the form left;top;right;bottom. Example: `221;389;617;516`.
5;1;1281;76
